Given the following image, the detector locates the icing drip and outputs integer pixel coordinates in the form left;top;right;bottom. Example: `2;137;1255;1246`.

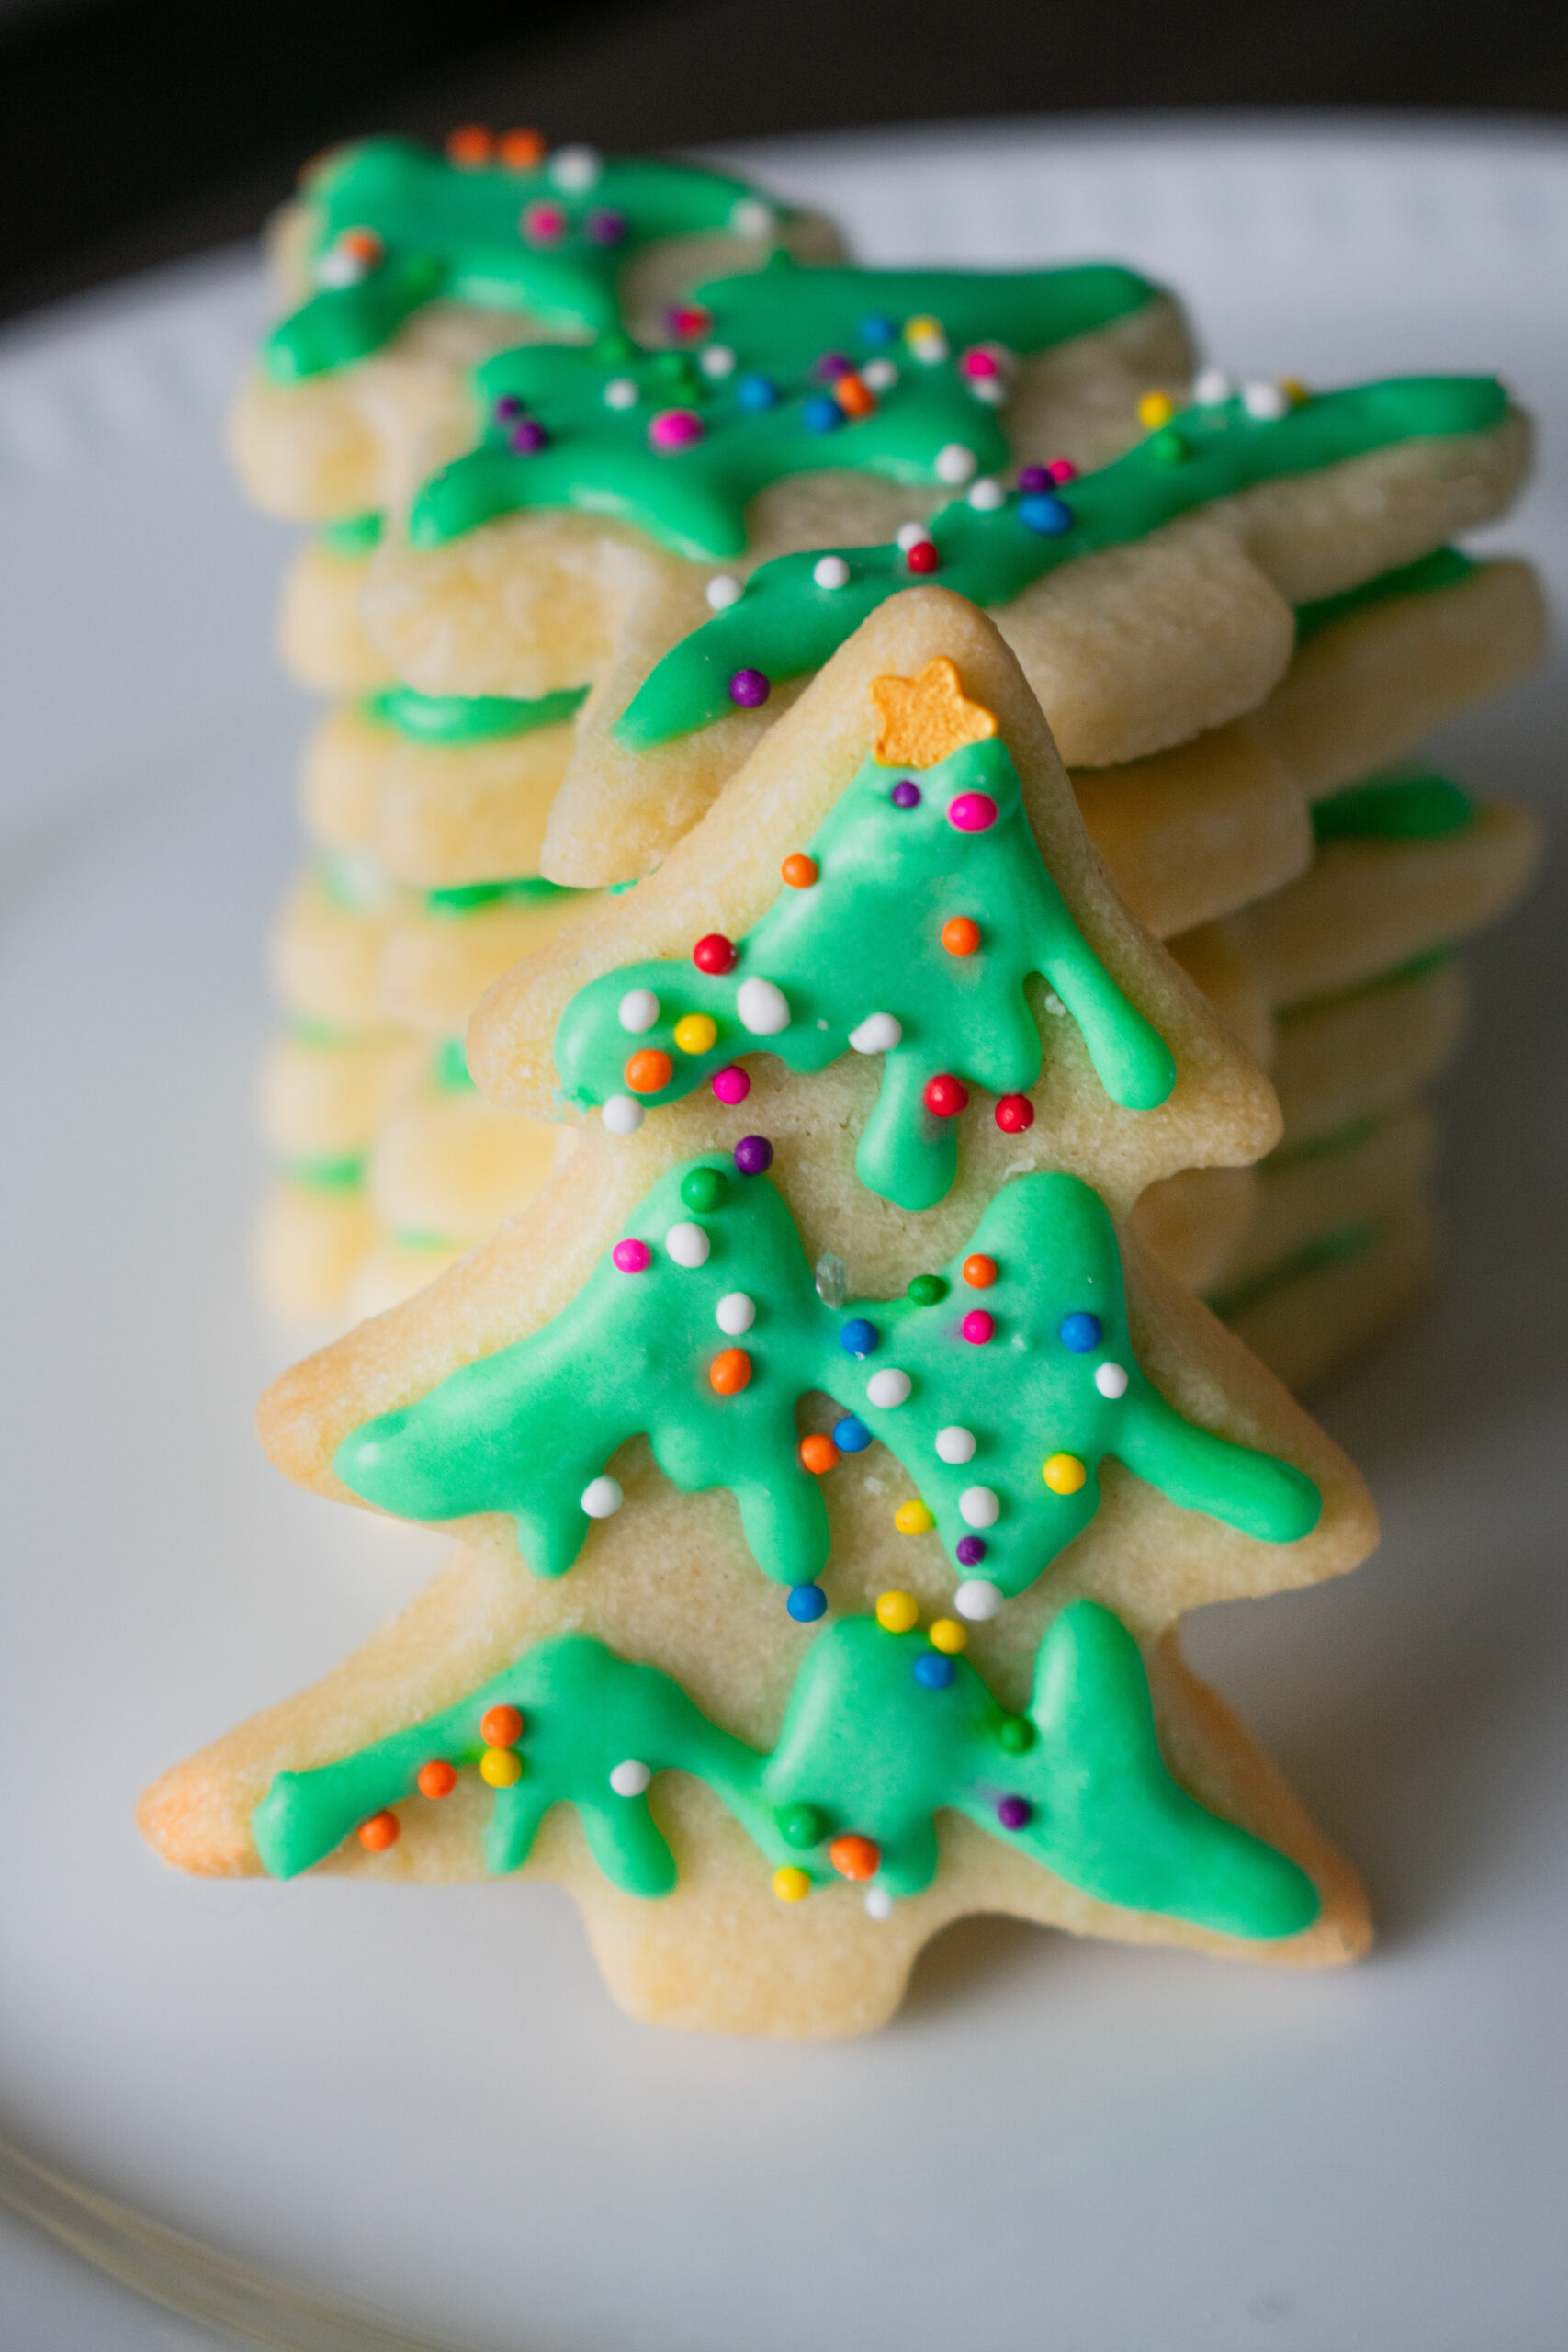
1292;543;1475;641
1310;770;1475;842
367;683;587;745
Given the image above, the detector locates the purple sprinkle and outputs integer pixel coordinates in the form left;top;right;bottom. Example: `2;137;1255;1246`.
890;780;921;809
728;667;770;709
585;208;628;245
1016;463;1050;492
733;1134;773;1176
815;351;853;380
955;1536;987;1566
997;1795;1032;1831
509;419;548;454
493;394;525;422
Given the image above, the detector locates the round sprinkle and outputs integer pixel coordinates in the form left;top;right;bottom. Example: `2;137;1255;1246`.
864;1887;895;1920
357;1810;400;1851
862;358;898;391
954;1537;987;1569
418;1758;457;1800
508;419;548;455
732;1133;773;1175
859;311;897;342
997;1795;1032;1831
998;1715;1036;1753
773;1864;811;1902
649;407;704;451
624;1047;672;1094
521;199;567;244
493;394;524;422
815;1251;847;1307
829;1834;880;1881
913;1652;956;1691
480;1748;523;1789
895;1498;934;1535
585;207;628;245
947;790;998;832
618;987;660;1033
1059;1311;1103;1352
959;1485;1000;1529
906;541;939;575
604;377;640;410
446;124;491;164
716;1291;755;1335
849;1011;901;1054
896;522;933;553
550;142;601;191
581;1475;624;1519
813;554;851;590
923;1073;969;1118
1043;1453;1088;1496
876;1589;919;1632
802;392;843;433
955;1576;1004;1621
602;1094;644;1136
995;1093;1035;1134
1096;1362;1130;1398
710;1347;752;1395
712;1064;750;1104
840;1317;879;1358
609;1758;652;1798
693;932;738;975
728;668;771;709
730;196;775;238
934;442;977;485
963;1254;998;1289
1243;379;1289;420
833;1414;871;1453
967;477;1006;510
890;778;922;808
866;1367;912;1409
664;1220;710;1269
674;1012;718;1056
834;374;875;419
736;373;778;411
681;1166;728;1213
1137;390;1176;428
699;343;737;379
942;916;980;956
611;1238;651;1274
907;1273;949;1307
961;1309;995;1346
935;1425;976;1464
1193;367;1232;405
1018;492;1073;536
705;572;742;609
799;1433;839;1475
785;1583;827;1623
781;852;818;888
930;1617;967;1655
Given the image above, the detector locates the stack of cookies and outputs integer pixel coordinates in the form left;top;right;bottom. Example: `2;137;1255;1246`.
139;130;1542;2033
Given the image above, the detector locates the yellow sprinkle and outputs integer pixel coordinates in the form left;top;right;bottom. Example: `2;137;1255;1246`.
892;1500;934;1538
876;1588;920;1631
479;1748;524;1788
929;1617;967;1655
673;1012;717;1056
1137;390;1176;429
1281;375;1309;406
773;1865;811;1902
1043;1452;1088;1496
905;312;942;343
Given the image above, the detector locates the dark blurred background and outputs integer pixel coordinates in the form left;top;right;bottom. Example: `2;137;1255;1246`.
3;0;1567;326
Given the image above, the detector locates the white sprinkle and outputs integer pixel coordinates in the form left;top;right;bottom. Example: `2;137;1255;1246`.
549;144;602;192
581;1475;623;1520
813;554;851;590
716;1291;756;1335
862;357;898;391
665;1220;710;1269
699;343;737;379
909;330;949;364
705;572;743;610
604;377;640;410
866;1368;911;1409
934;443;977;486
316;249;368;289
609;1758;652;1797
602;1095;644;1136
730;197;775;240
1192;367;1233;406
863;1887;894;1920
1095;1362;1130;1398
934;1425;976;1464
849;1012;901;1055
959;1485;1000;1530
617;987;660;1034
1044;993;1066;1017
737;976;791;1035
1242;379;1288;421
967;477;1005;511
968;378;1006;405
896;521;934;553
954;1577;1004;1622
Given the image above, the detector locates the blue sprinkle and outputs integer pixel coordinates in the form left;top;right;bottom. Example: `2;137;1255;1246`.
912;1652;956;1691
1018;492;1074;536
839;1317;879;1359
833;1414;873;1453
786;1583;828;1623
735;373;778;411
858;312;897;345
802;392;844;434
1059;1311;1104;1353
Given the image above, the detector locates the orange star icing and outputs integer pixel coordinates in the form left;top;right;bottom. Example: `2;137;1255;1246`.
869;658;998;770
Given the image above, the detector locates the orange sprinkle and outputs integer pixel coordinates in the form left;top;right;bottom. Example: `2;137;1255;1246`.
834;373;876;419
417;1758;457;1800
339;227;384;266
710;1347;752;1396
962;1253;998;1288
829;1833;880;1881
357;1811;400;1853
798;1432;839;1475
446;125;493;166
498;128;546;169
625;1047;674;1094
480;1703;524;1748
942;915;980;957
781;853;818;888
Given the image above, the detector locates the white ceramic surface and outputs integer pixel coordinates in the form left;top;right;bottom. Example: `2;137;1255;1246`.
1;119;1565;2352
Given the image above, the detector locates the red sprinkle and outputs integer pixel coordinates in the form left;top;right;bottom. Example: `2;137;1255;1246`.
995;1093;1035;1133
906;540;940;575
923;1074;969;1118
693;933;737;975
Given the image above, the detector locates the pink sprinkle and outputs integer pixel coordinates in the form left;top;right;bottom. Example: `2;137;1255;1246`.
960;346;1000;379
649;408;705;452
712;1065;750;1105
962;1309;995;1345
947;792;998;832
612;1238;651;1274
522;201;567;244
1045;458;1078;483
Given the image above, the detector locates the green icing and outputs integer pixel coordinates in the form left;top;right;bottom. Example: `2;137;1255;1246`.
366;683;587;745
251;1600;1318;1938
336;1158;1319;1600
1209;1222;1381;1323
317;511;384;557
266;140;792;380
1311;770;1475;842
616;376;1510;747
283;1153;367;1193
425;875;580;916
434;1036;478;1091
555;735;1174;1210
409;263;1160;560
1292;544;1475;641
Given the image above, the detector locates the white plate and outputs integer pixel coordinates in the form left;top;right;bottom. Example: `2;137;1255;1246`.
2;119;1566;2352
